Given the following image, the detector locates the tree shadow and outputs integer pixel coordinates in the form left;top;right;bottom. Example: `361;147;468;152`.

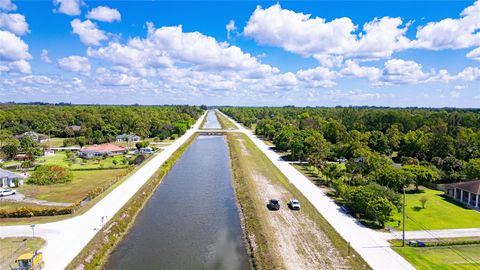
439;194;471;209
412;206;423;212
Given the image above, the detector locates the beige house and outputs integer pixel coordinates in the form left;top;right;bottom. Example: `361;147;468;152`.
445;180;480;208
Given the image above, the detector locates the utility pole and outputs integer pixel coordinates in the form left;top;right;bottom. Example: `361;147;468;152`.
402;186;406;247
30;224;36;239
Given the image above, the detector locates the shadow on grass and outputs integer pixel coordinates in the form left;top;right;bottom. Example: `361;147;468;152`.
439;194;472;209
412;206;423;212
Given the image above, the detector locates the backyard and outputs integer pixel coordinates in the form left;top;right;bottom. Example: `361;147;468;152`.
393;244;480;269
387;188;480;231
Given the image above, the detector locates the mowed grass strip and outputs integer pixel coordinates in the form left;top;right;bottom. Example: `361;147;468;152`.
0;237;45;269
387;188;480;231
227;133;369;269
215;110;237;130
393;244;480;270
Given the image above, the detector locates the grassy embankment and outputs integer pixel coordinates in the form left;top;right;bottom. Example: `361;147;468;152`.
215;110;237;129
199;110;209;129
226;132;369;269
66;134;197;270
0;237;45;269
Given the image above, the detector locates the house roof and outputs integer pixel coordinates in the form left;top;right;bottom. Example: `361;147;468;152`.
68;125;82;131
0;168;25;179
81;143;126;153
116;134;140;139
445;180;480;195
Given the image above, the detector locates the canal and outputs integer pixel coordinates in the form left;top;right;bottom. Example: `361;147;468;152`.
203;110;222;129
105;111;250;270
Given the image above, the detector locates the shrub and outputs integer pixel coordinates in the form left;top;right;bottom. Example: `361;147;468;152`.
28;165;73;185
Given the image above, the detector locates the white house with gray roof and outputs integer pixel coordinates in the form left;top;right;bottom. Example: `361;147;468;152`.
0;168;25;188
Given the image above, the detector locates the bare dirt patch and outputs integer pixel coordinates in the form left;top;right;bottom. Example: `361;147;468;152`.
251;171;349;270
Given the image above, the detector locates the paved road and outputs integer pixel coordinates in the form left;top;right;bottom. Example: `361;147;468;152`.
218;111;415;270
0;112;206;270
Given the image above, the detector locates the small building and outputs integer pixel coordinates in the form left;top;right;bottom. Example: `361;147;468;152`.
79;144;126;159
116;134;141;142
445;180;480;208
0;168;25;188
15;131;49;143
68;125;82;132
44;149;55;156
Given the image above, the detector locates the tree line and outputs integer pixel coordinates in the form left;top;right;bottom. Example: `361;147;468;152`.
221;107;480;227
0;104;203;159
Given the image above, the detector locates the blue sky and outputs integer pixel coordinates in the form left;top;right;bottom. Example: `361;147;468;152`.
0;0;479;107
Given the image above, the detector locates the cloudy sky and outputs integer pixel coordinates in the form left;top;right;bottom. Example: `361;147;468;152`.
0;0;479;107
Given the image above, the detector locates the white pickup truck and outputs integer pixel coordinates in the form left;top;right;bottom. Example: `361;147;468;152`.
289;199;301;210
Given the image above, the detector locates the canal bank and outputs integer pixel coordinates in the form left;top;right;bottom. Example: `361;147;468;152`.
69;110;250;269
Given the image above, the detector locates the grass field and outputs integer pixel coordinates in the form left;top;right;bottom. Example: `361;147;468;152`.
40;137;67;148
393;244;480;269
387;188;480;231
0;237;45;269
227;132;369;269
38;151;129;170
17;169;126;203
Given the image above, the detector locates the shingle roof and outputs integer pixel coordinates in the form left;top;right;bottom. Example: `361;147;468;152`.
81;143;126;152
445;180;480;195
0;168;25;179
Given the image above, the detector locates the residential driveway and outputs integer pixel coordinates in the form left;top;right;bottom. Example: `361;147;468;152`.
0;112;206;270
219;111;415;270
0;192;71;207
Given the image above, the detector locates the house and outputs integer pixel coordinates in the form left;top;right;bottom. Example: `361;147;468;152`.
79;143;126;159
68;125;82;132
116;134;141;142
15;131;49;143
0;168;25;188
445;180;480;208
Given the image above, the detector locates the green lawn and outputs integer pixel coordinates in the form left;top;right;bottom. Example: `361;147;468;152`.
40;137;67;148
394;244;480;270
215;110;237;129
17;169;126;203
0;237;45;269
387;188;480;231
37;151;129;170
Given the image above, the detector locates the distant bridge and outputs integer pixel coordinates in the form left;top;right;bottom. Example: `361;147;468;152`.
196;129;241;135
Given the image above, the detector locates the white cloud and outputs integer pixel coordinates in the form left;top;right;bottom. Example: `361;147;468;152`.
40;49;52;63
71;19;107;46
378;59;431;85
86;6;121;23
414;1;480;50
226;19;237;39
57;55;91;74
0;0;16;11
88;23;276;77
95;67;139;86
7;59;30;73
0;30;30;61
454;66;480;81
243;4;411;65
296;66;337;88
340;60;381;82
466;47;480;61
0;13;29;35
53;0;82;16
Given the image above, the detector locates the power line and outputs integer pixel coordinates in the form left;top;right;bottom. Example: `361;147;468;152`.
404;215;480;269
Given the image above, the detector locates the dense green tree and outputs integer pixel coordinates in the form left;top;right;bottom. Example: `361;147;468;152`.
402;165;440;190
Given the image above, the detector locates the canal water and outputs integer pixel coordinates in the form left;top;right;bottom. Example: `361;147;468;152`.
105;112;250;270
203;110;221;129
